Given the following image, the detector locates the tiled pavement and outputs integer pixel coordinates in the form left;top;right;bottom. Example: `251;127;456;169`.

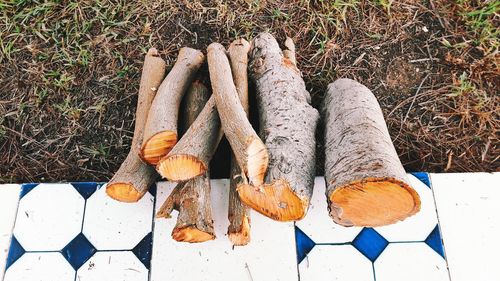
0;173;498;281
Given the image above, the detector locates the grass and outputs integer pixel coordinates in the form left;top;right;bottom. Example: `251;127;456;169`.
0;0;498;182
458;0;499;53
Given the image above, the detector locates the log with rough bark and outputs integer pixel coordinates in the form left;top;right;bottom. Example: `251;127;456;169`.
140;47;205;165
156;82;215;243
227;39;251;246
207;42;269;187
156;94;222;181
322;78;421;227
106;48;166;202
241;33;319;221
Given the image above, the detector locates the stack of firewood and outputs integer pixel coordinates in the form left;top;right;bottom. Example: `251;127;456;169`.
105;33;421;245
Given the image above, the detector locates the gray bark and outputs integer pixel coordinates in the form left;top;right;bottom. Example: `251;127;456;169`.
208;42;268;186
140;47;205;165
107;48;165;202
322;78;421;226
156;82;215;242
156;95;222;181
246;32;319;220
227;39;251;245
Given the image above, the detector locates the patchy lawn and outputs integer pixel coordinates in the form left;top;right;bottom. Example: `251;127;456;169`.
0;0;498;182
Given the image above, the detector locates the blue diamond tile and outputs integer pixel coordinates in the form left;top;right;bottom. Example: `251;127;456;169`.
352;228;388;262
148;183;157;197
71;182;100;199
61;233;97;270
132;232;153;269
425;225;445;258
5;236;25;269
295;226;315;264
19;183;38;198
411;172;431;188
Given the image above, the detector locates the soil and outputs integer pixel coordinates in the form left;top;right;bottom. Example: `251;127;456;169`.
0;0;498;183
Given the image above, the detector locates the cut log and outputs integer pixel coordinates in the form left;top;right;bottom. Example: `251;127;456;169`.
106;48;166;202
207;42;268;187
140;47;205;165
156;173;215;242
322;78;421;227
227;39;251;246
228;162;251;244
156;95;222;181
156;81;215;243
241;33;319;221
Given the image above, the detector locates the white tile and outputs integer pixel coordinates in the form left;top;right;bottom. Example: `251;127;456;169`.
83;184;154;250
150;180;297;281
3;252;74;281
76;251;148;281
13;184;84;251
375;243;449;281
376;174;438;241
0;184;21;280
432;172;500;281
299;245;374;281
296;177;363;243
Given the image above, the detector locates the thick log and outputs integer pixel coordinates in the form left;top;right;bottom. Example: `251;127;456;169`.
156;95;222;181
207;42;268;187
156;82;215;243
241;33;319;221
106;48;166;202
227;39;251;246
140;47;205;165
322;78;421;227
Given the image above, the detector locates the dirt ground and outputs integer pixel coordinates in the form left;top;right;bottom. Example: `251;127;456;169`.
1;0;498;183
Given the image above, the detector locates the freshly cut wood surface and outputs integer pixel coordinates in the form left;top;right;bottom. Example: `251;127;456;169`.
106;48;166;202
140;47;205;165
241;33;319;221
156;82;215;243
207;42;268;187
323;78;421;227
227;38;251;246
156;95;222;181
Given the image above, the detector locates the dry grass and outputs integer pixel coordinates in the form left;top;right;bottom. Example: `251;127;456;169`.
0;0;498;183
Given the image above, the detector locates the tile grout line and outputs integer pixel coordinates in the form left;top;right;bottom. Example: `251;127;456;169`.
293;222;301;281
2;185;22;281
428;174;453;281
148;184;157;281
73;183;90;281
